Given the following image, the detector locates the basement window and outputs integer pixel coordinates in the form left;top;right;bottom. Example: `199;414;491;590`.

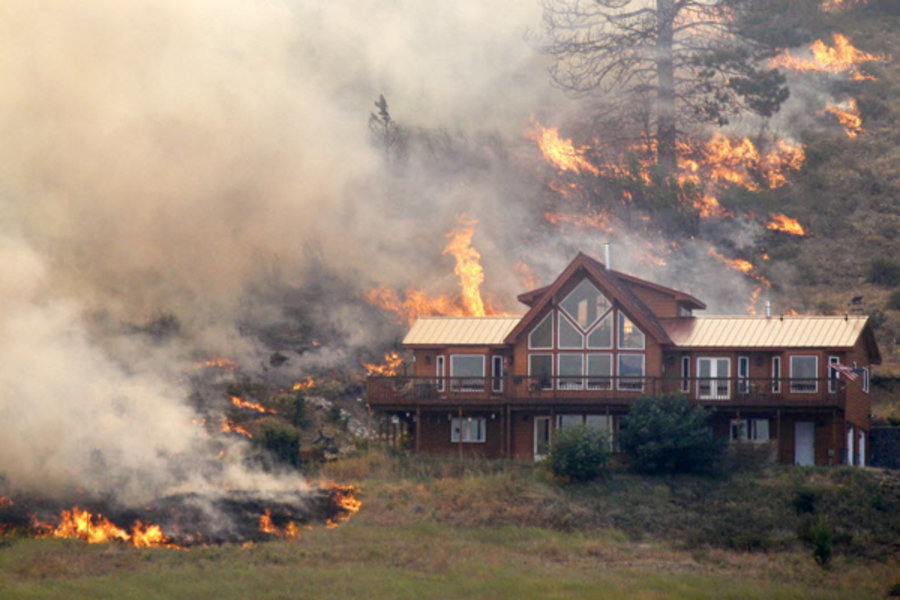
451;417;486;443
729;419;770;442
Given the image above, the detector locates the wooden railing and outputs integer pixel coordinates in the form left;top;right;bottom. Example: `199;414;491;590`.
366;375;848;408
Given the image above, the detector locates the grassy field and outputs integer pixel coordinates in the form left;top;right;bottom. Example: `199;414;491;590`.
2;451;899;599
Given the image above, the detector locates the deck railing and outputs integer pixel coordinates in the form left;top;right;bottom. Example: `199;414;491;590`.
366;375;847;408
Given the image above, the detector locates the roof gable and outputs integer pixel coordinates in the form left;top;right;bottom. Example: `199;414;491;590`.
504;252;672;345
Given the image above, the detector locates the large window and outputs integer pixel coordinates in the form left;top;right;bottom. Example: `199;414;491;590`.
587;353;612;390
558;354;584;390
790;356;818;393
450;355;485;392
558;313;584;349
617;354;645;391
560;279;610;329
451;417;486;443
529;353;553;390
618;313;645;349
697;357;730;400
529;313;553;349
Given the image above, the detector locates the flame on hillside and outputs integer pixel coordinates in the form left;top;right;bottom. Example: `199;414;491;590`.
259;510;301;539
231;396;277;414
527;119;600;176
196;357;238;371
366;217;504;325
363;351;404;376
771;33;887;81
765;214;806;236
821;0;867;12
513;261;541;291
221;418;253;438
322;482;361;529
543;210;613;232
292;376;317;391
824;99;863;138
708;248;771;314
34;507;177;548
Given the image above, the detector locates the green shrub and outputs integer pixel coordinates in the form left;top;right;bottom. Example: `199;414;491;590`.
867;258;900;287
618;395;725;475
887;290;900;311
547;425;610;483
809;516;834;567
253;419;302;468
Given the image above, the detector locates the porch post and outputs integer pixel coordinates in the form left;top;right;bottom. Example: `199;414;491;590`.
776;410;782;463
831;409;837;466
415;406;421;453
458;406;463;458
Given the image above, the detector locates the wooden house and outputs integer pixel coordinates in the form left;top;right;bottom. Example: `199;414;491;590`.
367;252;881;465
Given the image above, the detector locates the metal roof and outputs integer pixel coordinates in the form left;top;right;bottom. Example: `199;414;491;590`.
662;316;870;349
403;316;522;346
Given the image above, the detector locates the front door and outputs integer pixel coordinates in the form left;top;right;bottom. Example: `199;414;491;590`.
534;416;551;461
794;421;815;466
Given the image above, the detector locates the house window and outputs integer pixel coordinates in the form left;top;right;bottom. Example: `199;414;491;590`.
528;312;553;349
772;356;781;393
730;418;770;442
681;356;690;393
790;356;818;393
617;353;645;391
697;357;730;400
436;355;445;392
556;414;583;430
586;312;613;349
737;356;750;394
529;353;553;390
828;356;839;394
450;355;484;392
558;354;584;390
451;417;486;443
862;366;870;394
491;355;504;393
617;312;645;349
558;313;584;349
587;353;612;390
560;279;610;330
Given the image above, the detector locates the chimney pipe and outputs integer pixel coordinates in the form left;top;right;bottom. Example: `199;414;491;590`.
604;243;611;269
765;300;771;318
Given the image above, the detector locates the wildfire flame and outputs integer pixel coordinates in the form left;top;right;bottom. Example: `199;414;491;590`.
292;376;317;391
231;395;277;414
322;482;361;529
513;261;540;291
363;351;404;376
821;0;867;12
34;507;176;548
765;214;806;236
195;357;238;371
258;510;301;539
443;215;488;317
771;33;887;81
708;248;771;314
527;118;600;176
220;418;253;438
823;99;863;138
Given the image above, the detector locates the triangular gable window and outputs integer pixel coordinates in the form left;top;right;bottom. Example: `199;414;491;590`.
560;279;611;331
528;312;553;349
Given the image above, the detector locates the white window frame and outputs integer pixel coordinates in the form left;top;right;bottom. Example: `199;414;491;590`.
557;353;585;390
828;356;839;394
557;312;585;349
451;417;486;443
617;353;645;391
491;355;504;393
772;356;782;393
586;353;613;390
528;353;554;390
586;312;614;349
617;311;645;350
450;354;485;392
697;357;731;400
737;356;750;394
528;312;553;350
862;366;870;394
436;355;445;392
790;355;818;393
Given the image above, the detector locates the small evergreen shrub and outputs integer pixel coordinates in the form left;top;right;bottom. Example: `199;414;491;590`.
618;395;725;474
547;425;610;483
254;419;302;468
809;516;834;567
867;258;900;287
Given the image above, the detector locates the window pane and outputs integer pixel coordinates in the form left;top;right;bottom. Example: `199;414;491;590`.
585;414;610;432
617;354;644;391
752;419;769;441
557;414;583;430
790;356;817;392
587;353;612;390
618;312;645;349
558;313;584;348
529;313;552;349
558;354;584;390
560;279;610;330
451;355;484;392
587;313;613;348
529;354;553;390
